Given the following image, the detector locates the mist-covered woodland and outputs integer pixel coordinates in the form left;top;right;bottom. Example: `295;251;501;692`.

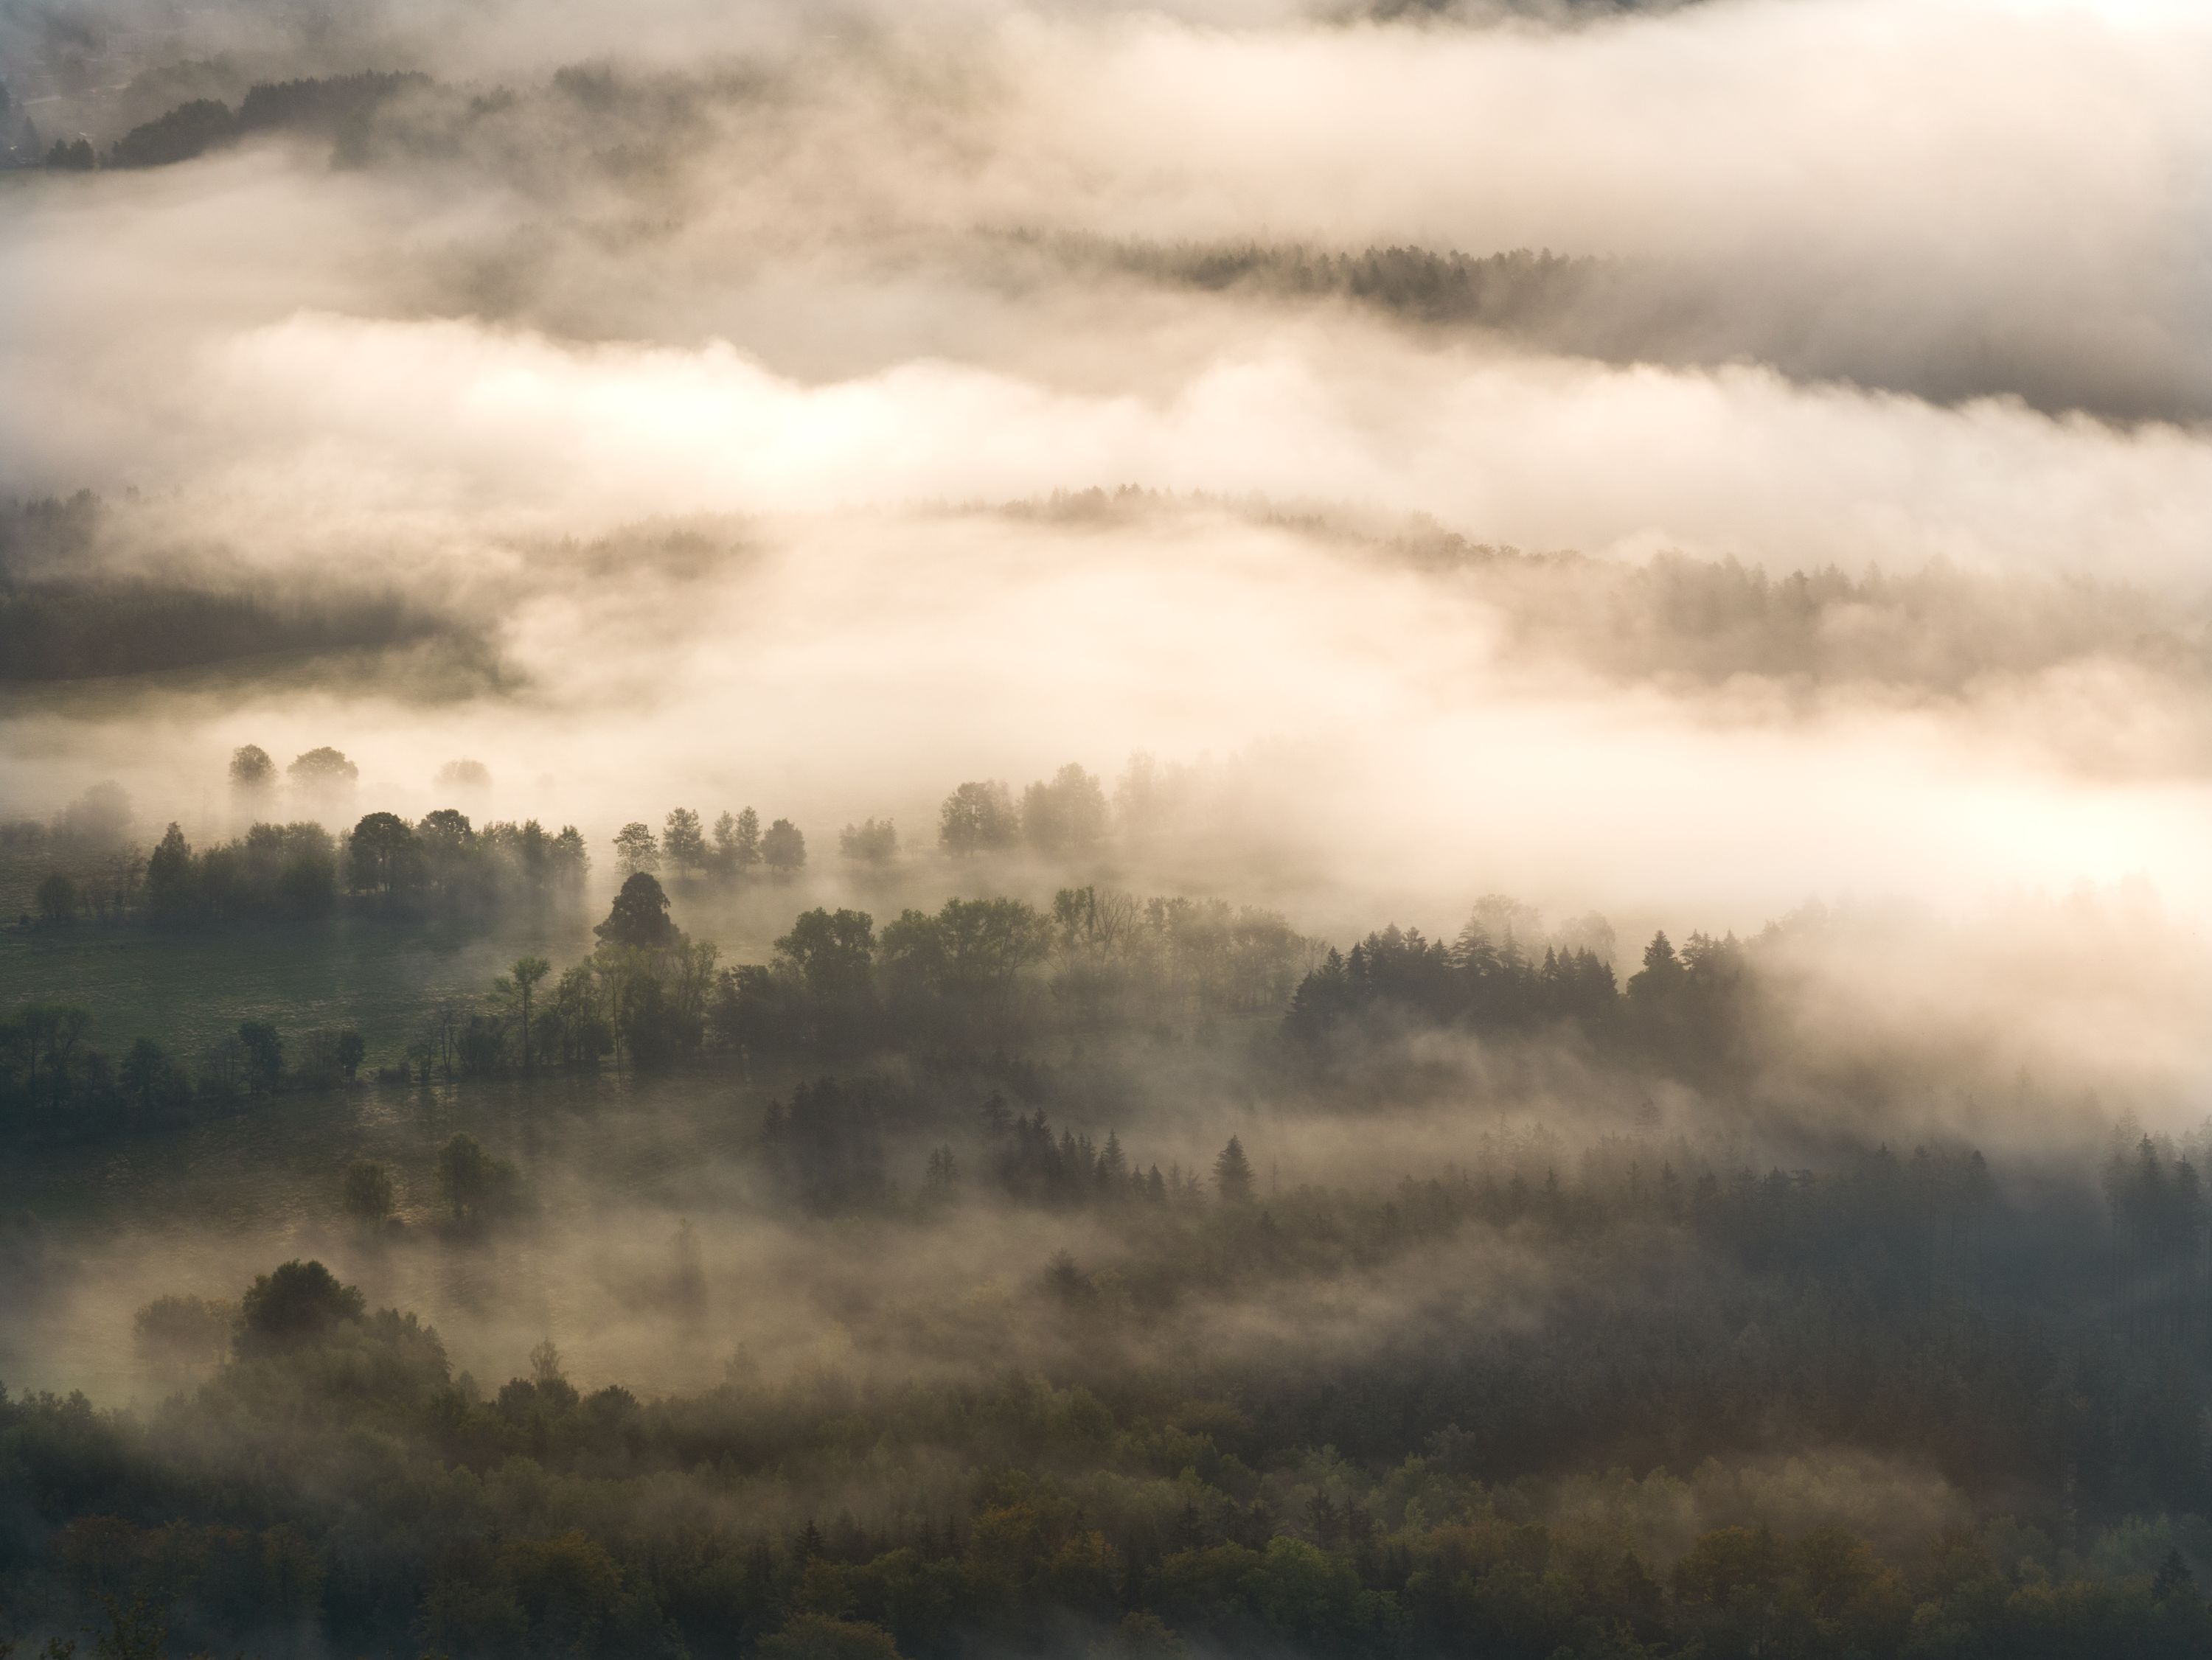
6;0;2212;1657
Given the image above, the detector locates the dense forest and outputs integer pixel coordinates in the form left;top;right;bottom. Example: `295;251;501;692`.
8;855;2212;1658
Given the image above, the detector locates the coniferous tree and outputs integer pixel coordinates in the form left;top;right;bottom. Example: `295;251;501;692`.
1214;1135;1255;1204
145;823;195;919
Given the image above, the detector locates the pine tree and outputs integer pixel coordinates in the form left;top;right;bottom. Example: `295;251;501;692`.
1213;1136;1255;1204
1099;1129;1129;1193
145;822;196;919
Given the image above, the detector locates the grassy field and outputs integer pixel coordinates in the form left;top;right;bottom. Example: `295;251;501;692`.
0;910;597;1069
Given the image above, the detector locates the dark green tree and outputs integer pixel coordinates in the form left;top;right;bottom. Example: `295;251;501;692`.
145;823;196;919
109;97;234;167
1627;930;1683;1001
238;1259;365;1347
345;812;419;899
1213;1135;1254;1204
596;872;677;950
775;908;877;1000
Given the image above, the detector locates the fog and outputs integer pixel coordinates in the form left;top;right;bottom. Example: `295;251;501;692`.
4;0;2212;1654
5;0;2211;932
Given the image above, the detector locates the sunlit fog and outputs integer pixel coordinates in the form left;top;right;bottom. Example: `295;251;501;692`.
3;0;2211;1656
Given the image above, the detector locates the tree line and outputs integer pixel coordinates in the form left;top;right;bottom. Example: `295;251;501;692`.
15;752;1205;930
14;746;1293;937
54;72;429;171
382;873;1315;1080
0;1002;378;1140
1285;914;1772;1087
137;809;590;926
760;1078;1254;1220
17;808;589;930
0;876;1798;1141
0;868;1303;1137
607;753;1245;887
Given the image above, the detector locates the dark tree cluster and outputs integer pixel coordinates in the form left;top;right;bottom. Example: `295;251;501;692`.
1048;887;1312;1025
978;1098;1234;1210
145;820;338;921
0;1007;364;1140
1107;236;1600;332
1284;913;1759;1086
939;764;1109;858
1287;918;1621;1039
706;888;1307;1062
360;874;712;1087
100;72;429;169
347;809;591;916
0;571;453;686
759;1085;1250;1218
629;762;1157;876
133;811;588;926
0;492;458;686
89;872;1286;1101
617;806;806;882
